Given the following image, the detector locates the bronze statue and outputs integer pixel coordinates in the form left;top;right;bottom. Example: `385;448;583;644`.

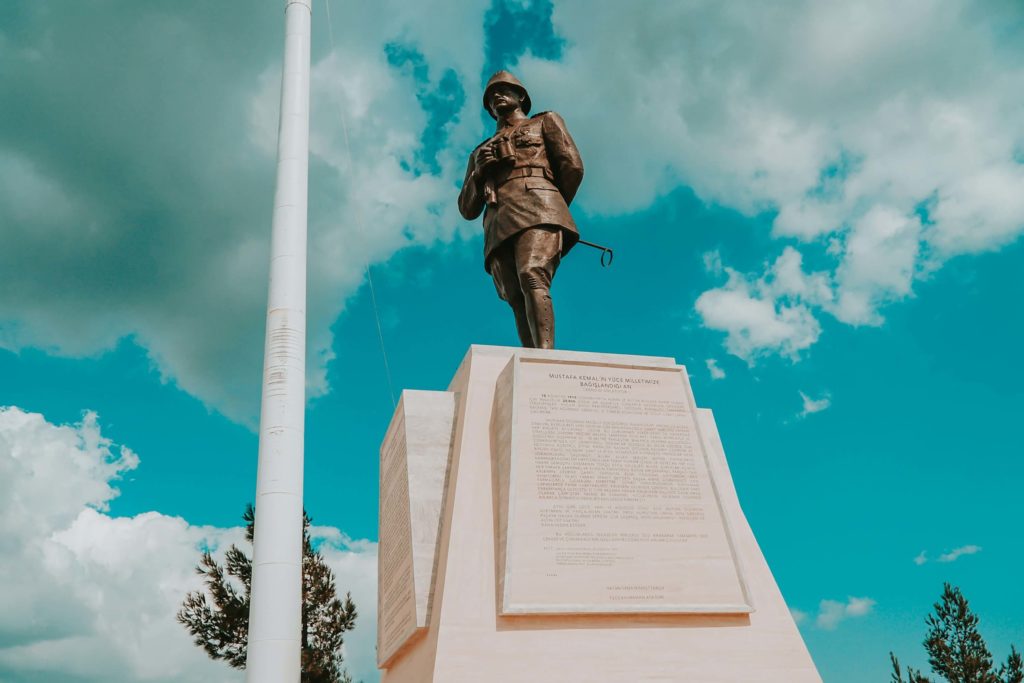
458;71;584;349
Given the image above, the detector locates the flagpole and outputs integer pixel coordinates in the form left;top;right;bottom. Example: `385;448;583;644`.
246;1;312;681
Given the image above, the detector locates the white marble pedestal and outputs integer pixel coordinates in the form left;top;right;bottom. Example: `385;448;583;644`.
376;346;820;682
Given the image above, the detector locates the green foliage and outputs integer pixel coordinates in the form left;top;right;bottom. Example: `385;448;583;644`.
998;647;1023;683
890;584;1020;683
890;652;935;683
177;505;358;683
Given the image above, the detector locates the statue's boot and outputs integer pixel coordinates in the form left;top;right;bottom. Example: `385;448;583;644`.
509;295;536;348
529;289;555;349
521;277;555;349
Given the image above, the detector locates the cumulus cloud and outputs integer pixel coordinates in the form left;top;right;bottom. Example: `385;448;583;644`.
0;407;379;683
914;551;928;566
814;596;876;631
705;358;726;380
513;0;1024;359
5;0;1023;408
799;390;831;417
0;1;489;423
695;247;828;361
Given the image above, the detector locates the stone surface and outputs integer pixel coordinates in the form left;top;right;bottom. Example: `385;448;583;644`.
380;346;821;682
376;390;456;667
493;355;751;614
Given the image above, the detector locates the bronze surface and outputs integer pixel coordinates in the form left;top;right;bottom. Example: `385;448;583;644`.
458;71;584;349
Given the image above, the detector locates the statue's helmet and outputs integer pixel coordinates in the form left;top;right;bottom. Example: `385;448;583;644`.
482;70;531;119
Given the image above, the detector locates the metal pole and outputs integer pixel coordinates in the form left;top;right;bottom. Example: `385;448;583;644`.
245;1;311;681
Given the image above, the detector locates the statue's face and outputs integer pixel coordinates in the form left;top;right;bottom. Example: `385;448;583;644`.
488;84;522;117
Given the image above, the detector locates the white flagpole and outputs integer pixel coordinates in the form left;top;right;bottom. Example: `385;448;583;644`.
245;1;311;681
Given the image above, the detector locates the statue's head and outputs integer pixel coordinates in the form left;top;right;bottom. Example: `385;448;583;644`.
483;71;531;120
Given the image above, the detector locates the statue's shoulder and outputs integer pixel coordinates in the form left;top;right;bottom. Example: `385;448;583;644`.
530;111;568;128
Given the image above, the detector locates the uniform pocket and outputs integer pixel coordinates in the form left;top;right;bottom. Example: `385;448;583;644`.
515;132;543;147
525;181;558;192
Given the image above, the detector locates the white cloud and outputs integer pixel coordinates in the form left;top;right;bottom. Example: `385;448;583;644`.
0;1;489;424
695;248;827;360
5;0;1023;408
702;250;725;276
512;0;1024;359
938;544;982;563
0;407;379;683
790;608;808;625
319;537;379;682
912;544;982;565
799;390;831;417
832;206;921;325
705;358;726;380
814;596;876;630
247;44;474;404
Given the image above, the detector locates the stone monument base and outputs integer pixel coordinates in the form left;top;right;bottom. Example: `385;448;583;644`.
377;346;820;682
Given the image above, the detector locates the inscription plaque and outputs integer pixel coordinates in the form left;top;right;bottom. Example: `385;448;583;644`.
494;357;752;614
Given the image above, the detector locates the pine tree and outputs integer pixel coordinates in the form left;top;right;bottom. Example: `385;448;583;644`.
997;647;1023;683
890;652;931;683
890;584;1020;683
177;505;358;682
924;583;996;682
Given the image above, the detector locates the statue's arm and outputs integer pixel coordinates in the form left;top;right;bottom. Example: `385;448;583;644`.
458;149;485;220
542;112;584;205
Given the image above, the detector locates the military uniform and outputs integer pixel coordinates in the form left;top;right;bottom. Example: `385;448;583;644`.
458;71;584;349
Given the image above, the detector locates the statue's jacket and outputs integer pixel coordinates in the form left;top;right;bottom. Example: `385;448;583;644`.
458;112;584;272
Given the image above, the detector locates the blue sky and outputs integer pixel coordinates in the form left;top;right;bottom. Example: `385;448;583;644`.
2;1;1023;682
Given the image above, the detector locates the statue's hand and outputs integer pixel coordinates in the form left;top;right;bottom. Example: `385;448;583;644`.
474;145;498;172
